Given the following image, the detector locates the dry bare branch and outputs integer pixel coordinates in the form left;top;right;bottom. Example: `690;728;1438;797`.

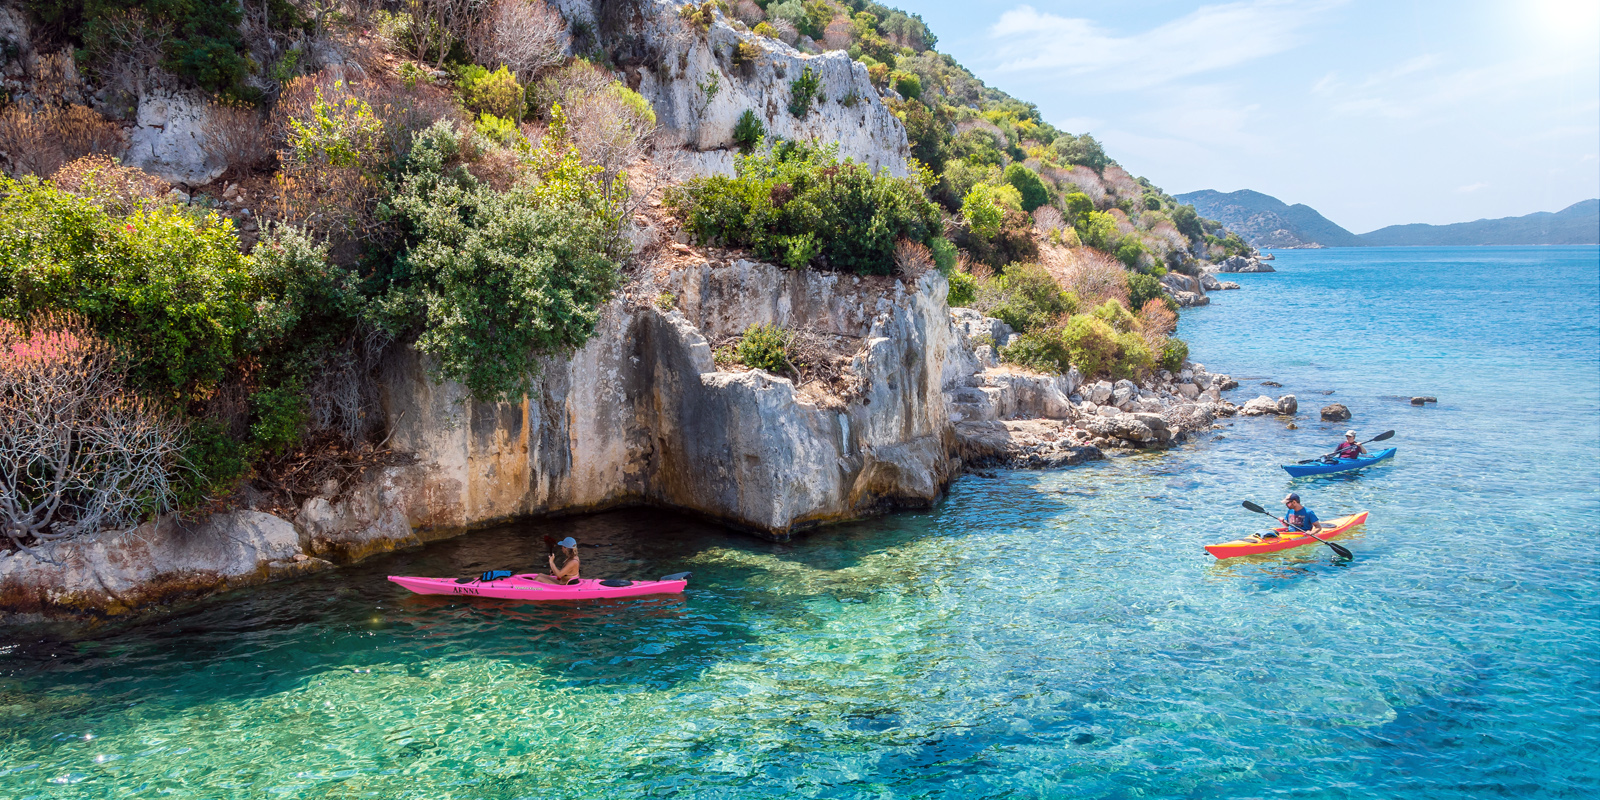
0;314;183;562
468;0;569;82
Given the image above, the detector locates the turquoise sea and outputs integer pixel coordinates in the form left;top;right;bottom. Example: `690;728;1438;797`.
2;246;1597;799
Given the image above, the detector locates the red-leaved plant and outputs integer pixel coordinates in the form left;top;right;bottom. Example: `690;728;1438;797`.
0;313;184;561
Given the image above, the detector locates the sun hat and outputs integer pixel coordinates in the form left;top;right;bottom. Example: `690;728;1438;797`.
557;537;577;548
1345;430;1357;437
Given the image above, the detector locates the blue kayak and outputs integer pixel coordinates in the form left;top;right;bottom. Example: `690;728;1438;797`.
1282;447;1397;478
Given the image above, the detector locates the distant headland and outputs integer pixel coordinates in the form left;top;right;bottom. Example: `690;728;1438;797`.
1176;190;1599;248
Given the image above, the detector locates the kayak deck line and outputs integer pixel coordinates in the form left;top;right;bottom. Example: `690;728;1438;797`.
388;573;690;600
1282;447;1397;478
1204;511;1370;559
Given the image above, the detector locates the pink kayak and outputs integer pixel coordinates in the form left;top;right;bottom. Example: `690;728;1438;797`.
388;571;691;600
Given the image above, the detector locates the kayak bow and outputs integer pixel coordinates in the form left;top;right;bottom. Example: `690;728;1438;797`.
1282;447;1397;478
388;572;691;600
1205;512;1369;559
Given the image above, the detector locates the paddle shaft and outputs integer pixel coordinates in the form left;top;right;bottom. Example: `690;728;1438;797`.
1241;501;1353;558
1300;430;1395;464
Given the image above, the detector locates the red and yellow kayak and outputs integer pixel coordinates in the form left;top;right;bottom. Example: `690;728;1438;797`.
1204;511;1369;559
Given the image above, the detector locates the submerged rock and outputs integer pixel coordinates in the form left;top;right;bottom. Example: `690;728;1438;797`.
1321;403;1352;421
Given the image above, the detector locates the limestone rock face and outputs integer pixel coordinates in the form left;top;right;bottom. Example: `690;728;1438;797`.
0;512;321;618
584;0;910;175
124;88;225;184
373;261;958;539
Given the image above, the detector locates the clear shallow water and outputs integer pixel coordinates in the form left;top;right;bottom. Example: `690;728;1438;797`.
2;246;1597;799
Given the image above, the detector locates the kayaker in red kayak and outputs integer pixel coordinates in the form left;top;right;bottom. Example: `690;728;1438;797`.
1332;431;1368;460
536;537;581;584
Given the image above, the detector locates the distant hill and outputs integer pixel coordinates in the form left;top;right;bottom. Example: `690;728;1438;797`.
1173;189;1364;249
1359;200;1599;246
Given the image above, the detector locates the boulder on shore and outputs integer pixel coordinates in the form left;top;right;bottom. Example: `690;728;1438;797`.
1321;403;1351;421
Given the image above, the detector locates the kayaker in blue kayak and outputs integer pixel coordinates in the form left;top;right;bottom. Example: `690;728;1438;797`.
1330;431;1368;460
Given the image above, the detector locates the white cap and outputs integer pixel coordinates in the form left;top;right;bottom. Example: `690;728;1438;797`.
1345;430;1356;437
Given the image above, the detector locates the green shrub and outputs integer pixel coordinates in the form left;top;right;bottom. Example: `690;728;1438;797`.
1001;329;1072;374
0;176;255;402
890;70;922;100
1144;194;1162;211
1127;272;1165;312
735;323;791;373
900;99;950;170
654;291;677;311
287;84;387;171
1115;236;1146;269
1112;330;1155;379
1090;298;1137;332
734;40;762;67
374;119;625;401
1060;314;1119;378
947;269;977;307
928;236;958;275
1063;191;1095;224
667;140;941;275
754;21;778;37
249;378;309;458
961;184;1007;239
1160;338;1189;373
733;109;765;154
1003;163;1049;213
455;65;524;120
475;113;520;144
1076;210;1120;251
788;66;823;116
976;263;1077;333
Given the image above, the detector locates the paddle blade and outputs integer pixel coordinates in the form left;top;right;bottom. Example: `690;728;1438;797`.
1241;500;1266;514
1369;430;1395;443
1330;542;1354;559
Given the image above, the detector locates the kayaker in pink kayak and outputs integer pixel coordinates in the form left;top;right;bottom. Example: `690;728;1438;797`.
1332;431;1368;459
536;537;581;584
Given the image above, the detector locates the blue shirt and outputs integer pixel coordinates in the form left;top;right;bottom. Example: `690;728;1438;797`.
1285;507;1319;531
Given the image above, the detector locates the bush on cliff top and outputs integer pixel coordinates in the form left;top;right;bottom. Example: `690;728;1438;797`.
667;140;941;275
373;117;625;402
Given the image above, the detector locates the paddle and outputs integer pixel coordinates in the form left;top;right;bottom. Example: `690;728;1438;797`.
1298;430;1395;464
1241;500;1353;559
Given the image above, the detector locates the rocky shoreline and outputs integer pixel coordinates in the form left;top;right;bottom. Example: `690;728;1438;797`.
0;255;1278;624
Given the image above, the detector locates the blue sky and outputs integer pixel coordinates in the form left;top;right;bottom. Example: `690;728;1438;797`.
911;0;1600;232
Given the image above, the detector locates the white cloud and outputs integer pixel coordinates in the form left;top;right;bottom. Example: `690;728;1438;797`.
987;1;1343;91
1457;182;1489;193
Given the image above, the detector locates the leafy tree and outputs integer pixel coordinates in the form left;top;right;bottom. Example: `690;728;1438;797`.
1076;210;1120;251
1052;133;1111;173
1126;272;1166;311
890;70;922;100
1171;204;1204;241
1003;163;1049;213
375;118;625;402
900;100;950;170
961;184;1006;239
